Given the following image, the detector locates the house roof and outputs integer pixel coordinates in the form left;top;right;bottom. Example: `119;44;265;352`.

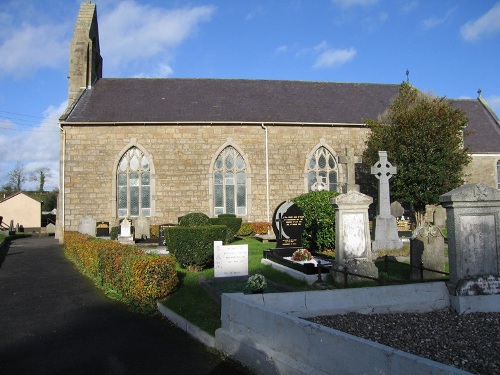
0;192;42;204
61;78;400;125
60;78;500;153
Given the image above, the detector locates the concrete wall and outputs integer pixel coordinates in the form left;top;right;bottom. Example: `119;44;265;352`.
0;193;41;228
215;283;468;375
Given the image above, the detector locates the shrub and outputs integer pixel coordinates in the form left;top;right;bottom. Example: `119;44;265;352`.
209;214;242;243
237;222;254;236
292;190;340;252
63;231;178;307
251;222;271;235
179;212;210;227
164;225;227;270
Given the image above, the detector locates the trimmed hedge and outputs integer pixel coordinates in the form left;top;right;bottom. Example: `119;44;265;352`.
64;231;178;307
209;214;242;243
179;212;210;227
164;225;227;270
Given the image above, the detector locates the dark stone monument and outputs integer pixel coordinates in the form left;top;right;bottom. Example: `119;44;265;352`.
264;201;332;275
96;221;110;237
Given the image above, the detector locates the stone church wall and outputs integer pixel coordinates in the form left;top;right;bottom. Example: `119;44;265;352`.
61;123;370;231
464;155;500;190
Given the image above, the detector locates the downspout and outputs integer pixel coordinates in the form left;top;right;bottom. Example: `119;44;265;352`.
261;123;270;229
58;123;65;243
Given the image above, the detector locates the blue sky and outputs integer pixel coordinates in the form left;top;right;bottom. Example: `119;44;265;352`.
1;0;499;191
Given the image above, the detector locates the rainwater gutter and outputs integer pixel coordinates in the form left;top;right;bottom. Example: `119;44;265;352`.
261;123;270;227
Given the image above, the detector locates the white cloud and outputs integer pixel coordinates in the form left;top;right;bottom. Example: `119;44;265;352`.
422;7;456;30
275;45;288;54
460;2;500;41
0;23;67;77
486;95;500;115
0;101;65;190
332;0;378;9
313;47;357;69
100;1;215;75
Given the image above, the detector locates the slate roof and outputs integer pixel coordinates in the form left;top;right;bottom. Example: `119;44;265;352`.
61;78;400;125
451;99;500;153
61;78;500;153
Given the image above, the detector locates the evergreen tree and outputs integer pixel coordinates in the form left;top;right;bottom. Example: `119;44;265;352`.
363;82;471;226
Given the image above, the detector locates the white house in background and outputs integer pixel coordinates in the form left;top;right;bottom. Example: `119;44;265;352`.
0;192;42;230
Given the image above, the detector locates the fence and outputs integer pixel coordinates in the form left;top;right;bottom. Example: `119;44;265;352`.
326;255;449;288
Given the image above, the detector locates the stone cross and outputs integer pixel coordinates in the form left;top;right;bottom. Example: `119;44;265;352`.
371;151;397;216
338;147;362;192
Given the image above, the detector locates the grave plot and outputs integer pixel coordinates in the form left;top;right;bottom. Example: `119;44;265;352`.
263;201;333;276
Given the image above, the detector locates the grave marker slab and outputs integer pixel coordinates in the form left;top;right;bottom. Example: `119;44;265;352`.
272;201;305;248
410;224;446;280
118;218;134;244
77;215;96;237
214;241;249;278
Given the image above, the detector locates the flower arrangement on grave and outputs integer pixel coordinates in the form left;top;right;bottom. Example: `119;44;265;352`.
292;248;313;261
246;274;267;293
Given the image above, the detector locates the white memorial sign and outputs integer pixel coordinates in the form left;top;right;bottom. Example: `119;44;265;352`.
214;241;249;278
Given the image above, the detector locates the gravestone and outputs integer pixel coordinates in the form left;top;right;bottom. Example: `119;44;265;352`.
331;190;378;283
390;201;404;218
77;215;96;236
9;220;15;236
338;146;362;192
118;218;134;244
433;205;446;228
424;205;436;224
440;183;500;313
272;201;305;248
96;221;110;237
46;223;56;235
371;151;403;252
213;241;249;278
135;215;150;240
410;224;446;280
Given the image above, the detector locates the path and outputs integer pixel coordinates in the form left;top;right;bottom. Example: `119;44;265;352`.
0;236;251;374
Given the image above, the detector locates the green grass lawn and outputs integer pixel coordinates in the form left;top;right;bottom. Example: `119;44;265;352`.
160;238;311;335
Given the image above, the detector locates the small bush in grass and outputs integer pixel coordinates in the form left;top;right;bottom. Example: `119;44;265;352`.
164;225;227;270
179;212;210;227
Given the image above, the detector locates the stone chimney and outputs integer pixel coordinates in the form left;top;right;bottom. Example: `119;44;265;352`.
68;1;102;105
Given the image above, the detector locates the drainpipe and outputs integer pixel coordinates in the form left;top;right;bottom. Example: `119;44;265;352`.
58;123;65;243
261;123;270;228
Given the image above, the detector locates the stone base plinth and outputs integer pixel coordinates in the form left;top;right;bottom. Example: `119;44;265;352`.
118;236;134;245
332;258;379;284
372;215;403;251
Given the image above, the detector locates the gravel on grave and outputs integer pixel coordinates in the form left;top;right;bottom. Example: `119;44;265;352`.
308;310;500;375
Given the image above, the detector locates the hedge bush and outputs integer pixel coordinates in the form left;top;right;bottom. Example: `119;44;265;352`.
250;222;271;235
179;212;210;227
209;214;242;243
64;231;178;307
236;222;254;236
164;225;227;270
292;190;340;252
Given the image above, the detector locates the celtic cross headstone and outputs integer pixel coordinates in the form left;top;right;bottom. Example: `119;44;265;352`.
371;151;403;252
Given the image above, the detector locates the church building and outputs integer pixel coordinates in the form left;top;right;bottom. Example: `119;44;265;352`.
57;1;500;241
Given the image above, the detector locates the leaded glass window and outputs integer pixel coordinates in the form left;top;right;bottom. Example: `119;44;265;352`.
307;147;338;192
497;160;500;190
214;146;246;215
117;147;151;217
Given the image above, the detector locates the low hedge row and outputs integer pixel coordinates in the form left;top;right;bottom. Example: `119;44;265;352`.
236;222;271;236
64;231;178;307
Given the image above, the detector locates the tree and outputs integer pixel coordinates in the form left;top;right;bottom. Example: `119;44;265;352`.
30;167;53;192
5;161;28;192
363;82;471;226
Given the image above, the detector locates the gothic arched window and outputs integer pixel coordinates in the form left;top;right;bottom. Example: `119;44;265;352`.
497;160;500;190
117;147;151;217
213;146;247;215
307;146;338;192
